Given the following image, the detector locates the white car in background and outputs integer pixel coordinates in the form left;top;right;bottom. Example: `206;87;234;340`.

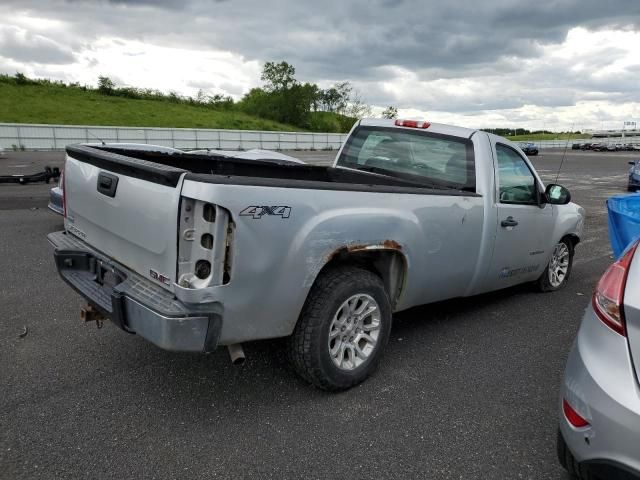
188;148;304;163
0;146;5;157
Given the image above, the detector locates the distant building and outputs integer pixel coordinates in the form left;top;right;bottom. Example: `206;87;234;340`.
584;128;640;138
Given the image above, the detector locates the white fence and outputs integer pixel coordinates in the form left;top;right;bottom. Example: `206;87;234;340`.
526;138;640;149
2;123;639;152
0;123;349;151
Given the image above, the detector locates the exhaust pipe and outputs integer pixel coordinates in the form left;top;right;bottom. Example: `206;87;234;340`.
227;343;245;365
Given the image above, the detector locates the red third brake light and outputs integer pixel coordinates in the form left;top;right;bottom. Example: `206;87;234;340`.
395;119;431;129
592;242;639;336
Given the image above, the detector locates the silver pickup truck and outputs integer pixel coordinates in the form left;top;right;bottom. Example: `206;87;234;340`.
49;118;584;390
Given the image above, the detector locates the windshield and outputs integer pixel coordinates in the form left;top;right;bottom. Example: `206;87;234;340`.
336;126;475;191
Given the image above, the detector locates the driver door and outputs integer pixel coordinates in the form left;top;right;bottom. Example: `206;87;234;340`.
485;142;554;290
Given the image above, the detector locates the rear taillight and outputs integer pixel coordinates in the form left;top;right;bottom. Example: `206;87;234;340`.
395;119;430;129
592;242;638;336
61;169;66;218
563;399;590;428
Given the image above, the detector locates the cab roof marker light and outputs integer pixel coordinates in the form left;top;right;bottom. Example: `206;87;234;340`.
395;119;431;129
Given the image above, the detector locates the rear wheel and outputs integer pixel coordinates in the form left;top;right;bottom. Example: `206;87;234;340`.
557;429;593;479
536;238;574;292
288;266;392;391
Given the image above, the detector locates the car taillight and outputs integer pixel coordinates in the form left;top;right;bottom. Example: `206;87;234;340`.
592;242;638;336
395;119;430;129
562;399;590;428
61;169;66;218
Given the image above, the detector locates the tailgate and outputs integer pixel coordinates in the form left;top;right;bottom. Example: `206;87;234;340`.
63;145;186;292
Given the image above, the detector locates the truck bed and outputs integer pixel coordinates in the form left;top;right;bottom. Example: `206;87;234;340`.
67;145;473;195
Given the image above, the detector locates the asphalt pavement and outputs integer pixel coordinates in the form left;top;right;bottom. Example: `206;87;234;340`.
0;147;636;479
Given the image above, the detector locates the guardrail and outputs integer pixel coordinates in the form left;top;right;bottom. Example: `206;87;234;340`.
514;138;640;149
2;123;638;152
0;123;349;151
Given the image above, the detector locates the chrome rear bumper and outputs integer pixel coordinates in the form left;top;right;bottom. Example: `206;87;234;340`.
48;230;221;352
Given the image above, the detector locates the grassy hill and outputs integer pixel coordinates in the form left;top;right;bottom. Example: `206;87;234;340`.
0;76;586;139
0;81;304;131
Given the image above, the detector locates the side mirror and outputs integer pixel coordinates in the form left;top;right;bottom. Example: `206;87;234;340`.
629;161;636;166
545;184;571;205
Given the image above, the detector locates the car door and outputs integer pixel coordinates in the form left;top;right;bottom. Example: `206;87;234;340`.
485;142;554;290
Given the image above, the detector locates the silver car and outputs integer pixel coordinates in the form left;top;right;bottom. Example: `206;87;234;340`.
558;240;640;479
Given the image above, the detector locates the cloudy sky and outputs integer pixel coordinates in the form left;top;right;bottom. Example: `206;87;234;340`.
1;0;640;131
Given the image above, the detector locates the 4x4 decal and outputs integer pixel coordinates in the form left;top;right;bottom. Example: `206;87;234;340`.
239;206;291;219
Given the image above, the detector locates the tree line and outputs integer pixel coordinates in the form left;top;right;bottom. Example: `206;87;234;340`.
238;61;373;131
483;127;583;136
2;63;393;132
3;71;586;136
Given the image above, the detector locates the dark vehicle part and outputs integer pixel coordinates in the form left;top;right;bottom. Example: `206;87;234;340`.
96;172;119;198
520;143;539;156
80;303;106;329
629;161;640;192
0;166;60;185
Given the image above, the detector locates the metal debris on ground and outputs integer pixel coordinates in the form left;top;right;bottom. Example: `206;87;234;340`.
0;166;60;185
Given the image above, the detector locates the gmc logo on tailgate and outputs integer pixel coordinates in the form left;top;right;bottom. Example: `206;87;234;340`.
150;269;171;285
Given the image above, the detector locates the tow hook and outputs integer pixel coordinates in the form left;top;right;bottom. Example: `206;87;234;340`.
80;304;106;329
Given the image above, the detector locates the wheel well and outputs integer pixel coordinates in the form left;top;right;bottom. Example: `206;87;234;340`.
563;233;580;248
318;247;407;308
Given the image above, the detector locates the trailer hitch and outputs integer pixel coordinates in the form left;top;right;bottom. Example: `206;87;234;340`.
0;166;60;185
80;304;106;329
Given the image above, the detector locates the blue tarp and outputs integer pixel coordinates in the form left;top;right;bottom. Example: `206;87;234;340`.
608;194;640;258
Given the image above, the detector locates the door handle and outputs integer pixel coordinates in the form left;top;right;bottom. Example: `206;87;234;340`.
501;216;518;228
97;172;119;198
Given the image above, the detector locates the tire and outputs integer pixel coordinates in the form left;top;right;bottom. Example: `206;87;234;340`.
536;237;574;292
557;428;572;474
288;266;392;391
557;429;593;479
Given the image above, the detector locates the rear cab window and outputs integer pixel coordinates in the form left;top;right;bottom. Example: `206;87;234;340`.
336;126;476;192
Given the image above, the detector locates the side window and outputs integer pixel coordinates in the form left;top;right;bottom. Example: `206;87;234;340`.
496;144;537;205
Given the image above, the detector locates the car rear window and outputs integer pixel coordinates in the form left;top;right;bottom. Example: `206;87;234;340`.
336;126;475;191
